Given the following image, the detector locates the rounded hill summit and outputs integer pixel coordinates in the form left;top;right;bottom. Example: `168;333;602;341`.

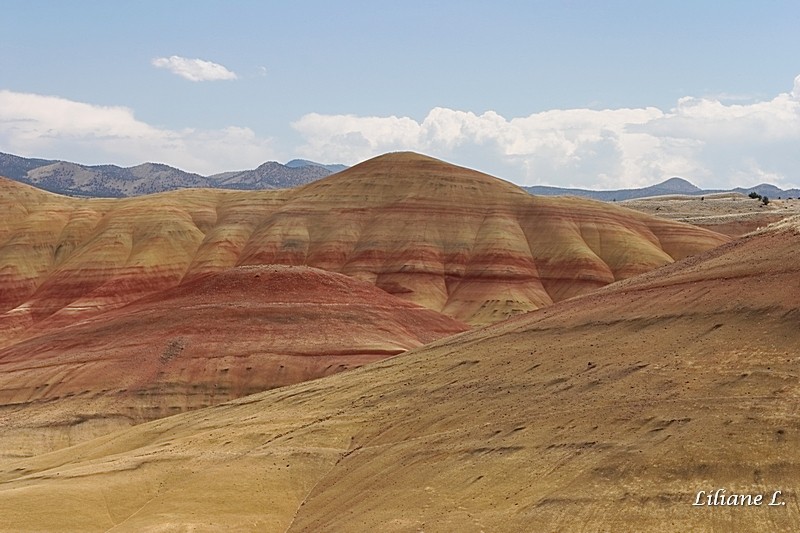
1;151;729;339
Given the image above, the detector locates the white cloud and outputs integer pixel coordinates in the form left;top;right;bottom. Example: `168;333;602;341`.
0;90;273;174
152;55;238;82
293;75;800;189
3;75;800;190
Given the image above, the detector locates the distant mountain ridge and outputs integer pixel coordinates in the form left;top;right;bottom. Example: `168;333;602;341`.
285;159;348;173
525;177;800;201
208;161;334;190
0;151;347;197
3;151;798;200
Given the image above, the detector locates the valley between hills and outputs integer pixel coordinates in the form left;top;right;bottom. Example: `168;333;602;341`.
0;152;797;532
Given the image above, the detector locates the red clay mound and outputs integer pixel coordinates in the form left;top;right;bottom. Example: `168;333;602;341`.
0;265;468;434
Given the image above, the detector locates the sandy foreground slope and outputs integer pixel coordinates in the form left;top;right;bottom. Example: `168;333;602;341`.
0;218;796;531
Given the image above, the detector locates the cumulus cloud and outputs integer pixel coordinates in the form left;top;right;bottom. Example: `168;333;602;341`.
293;75;800;189
152;55;238;82
0;90;273;174
4;75;800;190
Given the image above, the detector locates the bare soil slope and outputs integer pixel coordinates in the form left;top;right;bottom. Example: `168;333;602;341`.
1;222;796;531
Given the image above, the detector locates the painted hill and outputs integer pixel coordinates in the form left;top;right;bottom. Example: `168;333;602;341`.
0;151;729;456
0;152;730;341
0;151;344;197
0;265;468;458
0;217;795;531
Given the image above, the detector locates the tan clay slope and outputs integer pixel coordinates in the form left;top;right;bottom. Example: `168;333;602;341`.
1;219;796;532
0;265;467;458
0;152;730;337
621;193;799;237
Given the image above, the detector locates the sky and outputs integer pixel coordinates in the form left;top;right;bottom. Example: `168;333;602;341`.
1;0;799;189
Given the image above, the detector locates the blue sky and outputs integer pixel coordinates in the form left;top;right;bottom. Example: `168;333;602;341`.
1;0;799;189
